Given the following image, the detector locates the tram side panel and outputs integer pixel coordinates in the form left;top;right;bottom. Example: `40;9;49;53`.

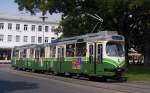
11;36;125;78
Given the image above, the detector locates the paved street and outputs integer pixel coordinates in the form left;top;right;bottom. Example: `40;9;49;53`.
0;64;150;93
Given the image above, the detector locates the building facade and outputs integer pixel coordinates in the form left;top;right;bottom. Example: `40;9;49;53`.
0;14;59;63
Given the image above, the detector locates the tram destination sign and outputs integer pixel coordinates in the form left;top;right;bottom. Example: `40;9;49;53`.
112;36;123;40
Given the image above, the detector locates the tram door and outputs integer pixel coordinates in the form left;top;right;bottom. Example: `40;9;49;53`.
89;43;94;63
89;43;103;74
95;43;103;74
57;46;65;72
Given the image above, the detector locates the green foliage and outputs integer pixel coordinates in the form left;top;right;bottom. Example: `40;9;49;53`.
14;0;150;39
14;0;149;33
53;25;63;38
15;0;150;63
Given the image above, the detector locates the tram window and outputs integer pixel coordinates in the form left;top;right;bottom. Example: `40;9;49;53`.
58;48;61;57
23;49;27;58
62;48;64;57
97;44;102;63
30;48;34;58
57;46;65;58
20;49;27;58
89;45;93;55
66;44;75;57
40;48;45;57
50;47;56;57
76;43;86;57
35;49;40;58
13;50;19;57
89;44;94;64
20;50;23;58
106;42;124;57
97;44;102;57
57;47;64;57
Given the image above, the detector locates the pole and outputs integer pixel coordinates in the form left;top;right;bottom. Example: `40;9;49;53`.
40;16;48;44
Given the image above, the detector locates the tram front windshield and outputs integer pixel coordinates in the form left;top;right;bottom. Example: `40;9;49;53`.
106;42;125;57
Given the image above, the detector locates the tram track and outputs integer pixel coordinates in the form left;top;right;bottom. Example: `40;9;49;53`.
1;66;149;93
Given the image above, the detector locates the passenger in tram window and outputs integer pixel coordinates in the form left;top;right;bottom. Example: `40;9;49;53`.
82;47;86;56
66;51;69;57
66;44;75;57
76;43;86;57
78;51;82;56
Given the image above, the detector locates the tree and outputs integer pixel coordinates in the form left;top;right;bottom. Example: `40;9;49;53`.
15;0;150;64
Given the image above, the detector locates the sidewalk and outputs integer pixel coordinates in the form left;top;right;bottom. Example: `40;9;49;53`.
0;60;11;64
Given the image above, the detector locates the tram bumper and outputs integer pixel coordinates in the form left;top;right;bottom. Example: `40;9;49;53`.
104;68;125;76
116;68;125;72
104;68;124;72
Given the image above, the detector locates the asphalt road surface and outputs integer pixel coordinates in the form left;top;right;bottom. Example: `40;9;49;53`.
0;64;150;93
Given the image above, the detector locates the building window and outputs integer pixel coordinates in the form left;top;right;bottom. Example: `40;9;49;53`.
24;24;28;31
45;26;49;32
31;25;35;31
8;23;12;30
8;35;12;42
24;36;28;42
51;26;55;32
38;26;42;31
16;35;20;42
0;23;4;29
31;36;35;42
0;35;4;41
45;37;48;43
38;37;42;43
16;24;20;30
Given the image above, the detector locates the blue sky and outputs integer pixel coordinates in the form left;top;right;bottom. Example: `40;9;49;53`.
0;0;61;20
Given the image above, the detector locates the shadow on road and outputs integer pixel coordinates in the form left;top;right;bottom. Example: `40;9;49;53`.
0;80;38;93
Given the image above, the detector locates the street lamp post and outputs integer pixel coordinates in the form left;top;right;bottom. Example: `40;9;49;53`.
40;16;48;44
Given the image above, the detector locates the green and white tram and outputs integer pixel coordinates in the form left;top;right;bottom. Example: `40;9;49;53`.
11;31;125;79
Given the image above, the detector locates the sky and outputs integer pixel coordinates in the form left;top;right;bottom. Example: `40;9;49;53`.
0;0;61;20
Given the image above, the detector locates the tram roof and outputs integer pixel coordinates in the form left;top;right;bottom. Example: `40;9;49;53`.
14;43;56;50
14;31;124;49
43;43;56;47
54;31;124;44
14;44;38;49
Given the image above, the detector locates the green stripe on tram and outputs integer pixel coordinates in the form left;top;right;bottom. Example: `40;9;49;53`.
65;57;88;61
119;61;125;67
103;58;118;67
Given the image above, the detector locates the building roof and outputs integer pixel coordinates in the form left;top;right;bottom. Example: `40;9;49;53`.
0;14;59;24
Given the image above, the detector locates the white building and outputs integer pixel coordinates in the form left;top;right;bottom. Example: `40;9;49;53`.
0;14;60;63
